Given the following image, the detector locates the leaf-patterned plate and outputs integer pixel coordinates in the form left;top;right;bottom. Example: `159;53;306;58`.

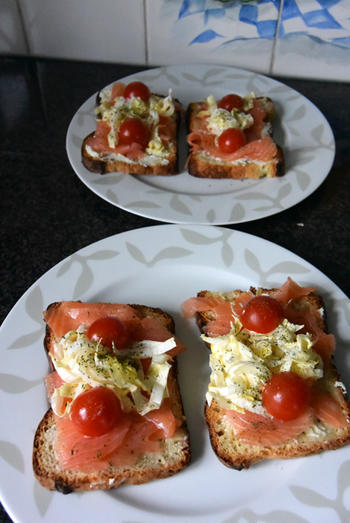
1;225;349;523
66;64;335;225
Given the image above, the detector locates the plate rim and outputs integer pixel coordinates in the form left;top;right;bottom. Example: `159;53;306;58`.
1;224;349;523
65;64;335;225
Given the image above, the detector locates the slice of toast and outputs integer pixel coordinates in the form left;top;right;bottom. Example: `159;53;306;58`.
82;83;181;176
193;286;350;469
33;302;190;492
187;96;284;179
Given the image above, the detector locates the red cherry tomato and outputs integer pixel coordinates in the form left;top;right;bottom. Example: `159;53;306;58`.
87;316;133;350
262;372;310;421
240;296;284;334
218;94;244;112
217;128;246;154
124;81;151;102
118;117;150;149
70;387;124;436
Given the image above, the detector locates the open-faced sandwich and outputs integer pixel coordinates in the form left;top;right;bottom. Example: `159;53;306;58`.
82;81;181;175
33;301;190;493
182;278;350;469
187;92;284;179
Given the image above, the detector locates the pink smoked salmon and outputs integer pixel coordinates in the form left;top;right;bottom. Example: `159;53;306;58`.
55;412;132;471
225;408;314;446
225;383;349;447
44;301;185;356
271;277;315;305
182;278;335;362
45;371;69;416
111;81;126;100
54;402;178;473
245;98;270;141
272;278;335;363
187;132;277;163
50;388;179;473
310;384;349;429
86;120;145;160
182;291;255;337
182;295;233;337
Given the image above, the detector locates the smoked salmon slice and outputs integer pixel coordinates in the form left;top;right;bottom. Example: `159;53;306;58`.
86;120;113;153
138;316;186;356
231;291;253;317
225;408;314;446
44;302;142;338
181;295;228;318
144;399;177;440
45;302;179;348
158;115;176;143
45;371;63;399
51;390;178;472
245;98;270;141
224;385;349;447
310;385;349;429
86;126;145;160
45;371;70;416
55;413;131;471
181;295;233;336
54;404;178;473
271;277;315;306
111;82;126;100
284;302;335;363
107;417;164;468
187;132;278;163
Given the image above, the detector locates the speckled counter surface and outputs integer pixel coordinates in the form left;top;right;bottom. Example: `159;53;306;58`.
0;57;349;522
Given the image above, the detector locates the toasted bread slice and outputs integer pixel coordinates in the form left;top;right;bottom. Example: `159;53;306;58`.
194;286;350;469
82;83;181;176
187;96;284;179
33;302;190;492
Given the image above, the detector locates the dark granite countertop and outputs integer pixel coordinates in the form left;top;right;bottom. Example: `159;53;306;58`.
0;57;349;522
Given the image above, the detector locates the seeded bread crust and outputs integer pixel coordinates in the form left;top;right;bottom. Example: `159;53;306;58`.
196;287;350;469
33;303;191;492
187;99;284;179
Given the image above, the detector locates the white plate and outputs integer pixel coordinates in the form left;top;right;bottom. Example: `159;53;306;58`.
66;64;335;225
1;225;349;523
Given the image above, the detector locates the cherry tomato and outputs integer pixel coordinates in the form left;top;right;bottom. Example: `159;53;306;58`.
118;117;150;149
218;94;244;112
87;316;133;350
240;295;284;334
262;372;310;421
124;81;151;102
70;387;124;436
217;128;246;154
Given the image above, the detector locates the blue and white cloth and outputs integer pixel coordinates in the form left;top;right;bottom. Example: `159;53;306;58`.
280;0;350;47
176;0;350;48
